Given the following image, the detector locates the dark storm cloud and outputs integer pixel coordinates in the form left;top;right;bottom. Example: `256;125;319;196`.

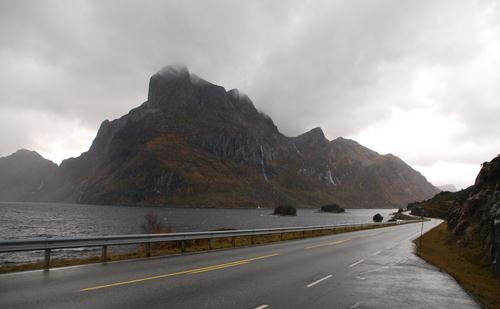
1;0;499;187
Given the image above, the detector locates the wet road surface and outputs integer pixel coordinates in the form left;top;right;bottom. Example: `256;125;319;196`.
0;219;479;308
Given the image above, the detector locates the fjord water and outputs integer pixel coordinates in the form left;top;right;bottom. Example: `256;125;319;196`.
0;202;396;264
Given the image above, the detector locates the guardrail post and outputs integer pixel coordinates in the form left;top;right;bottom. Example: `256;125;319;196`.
232;236;236;247
280;232;284;241
208;239;212;250
101;245;108;262
145;242;151;257
251;235;255;245
181;240;186;253
44;249;51;269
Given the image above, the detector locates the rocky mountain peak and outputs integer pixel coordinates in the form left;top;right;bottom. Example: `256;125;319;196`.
304;127;326;140
156;64;190;79
147;64;205;100
294;127;328;146
146;65;254;114
5;149;53;164
141;65;276;136
475;155;500;188
0;149;57;202
13;148;38;156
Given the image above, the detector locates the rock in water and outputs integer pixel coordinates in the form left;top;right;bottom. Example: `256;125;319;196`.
373;213;384;222
274;205;297;216
320;203;345;213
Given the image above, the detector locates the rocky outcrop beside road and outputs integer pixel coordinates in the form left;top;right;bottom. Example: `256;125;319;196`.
411;155;500;274
447;156;500;274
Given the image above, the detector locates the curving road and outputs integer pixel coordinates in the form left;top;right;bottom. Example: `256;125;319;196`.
0;219;479;308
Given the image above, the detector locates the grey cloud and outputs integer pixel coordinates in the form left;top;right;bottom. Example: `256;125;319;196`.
1;0;499;187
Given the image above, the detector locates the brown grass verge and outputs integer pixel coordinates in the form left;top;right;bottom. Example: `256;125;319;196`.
1;221;412;274
415;222;500;309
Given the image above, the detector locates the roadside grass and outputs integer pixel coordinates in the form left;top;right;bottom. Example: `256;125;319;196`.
415;222;500;309
0;221;412;274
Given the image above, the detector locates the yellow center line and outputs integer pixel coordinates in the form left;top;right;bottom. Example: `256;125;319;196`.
305;238;350;249
185;259;251;274
243;253;280;261
189;261;249;274
80;253;280;292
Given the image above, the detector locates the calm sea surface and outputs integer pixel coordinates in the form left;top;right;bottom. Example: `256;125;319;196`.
0;202;396;264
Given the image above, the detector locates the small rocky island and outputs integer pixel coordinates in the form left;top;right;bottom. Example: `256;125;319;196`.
320;203;345;213
273;205;297;216
373;213;384;222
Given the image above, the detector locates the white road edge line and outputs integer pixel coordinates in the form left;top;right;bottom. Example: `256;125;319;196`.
306;274;333;288
253;305;269;309
349;259;365;268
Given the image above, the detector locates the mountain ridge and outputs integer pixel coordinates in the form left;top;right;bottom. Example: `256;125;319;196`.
0;65;439;208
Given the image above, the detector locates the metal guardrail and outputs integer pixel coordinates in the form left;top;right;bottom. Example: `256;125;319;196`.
0;220;420;269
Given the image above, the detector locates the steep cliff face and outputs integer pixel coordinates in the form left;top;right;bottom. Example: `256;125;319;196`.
447;156;500;273
0;150;57;201
410;155;500;274
1;65;438;208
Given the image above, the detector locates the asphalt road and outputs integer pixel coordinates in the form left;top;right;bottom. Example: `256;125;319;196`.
0;219;480;309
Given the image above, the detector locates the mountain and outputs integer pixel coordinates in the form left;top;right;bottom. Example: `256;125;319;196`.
0;149;57;201
0;65;438;208
410;155;500;274
437;184;457;192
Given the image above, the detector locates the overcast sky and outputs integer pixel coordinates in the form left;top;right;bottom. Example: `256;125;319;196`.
1;0;499;189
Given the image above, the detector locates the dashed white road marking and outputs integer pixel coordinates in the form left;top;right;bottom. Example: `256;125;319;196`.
350;301;362;308
372;250;382;256
349;259;365;268
253;305;269;309
306;274;333;288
